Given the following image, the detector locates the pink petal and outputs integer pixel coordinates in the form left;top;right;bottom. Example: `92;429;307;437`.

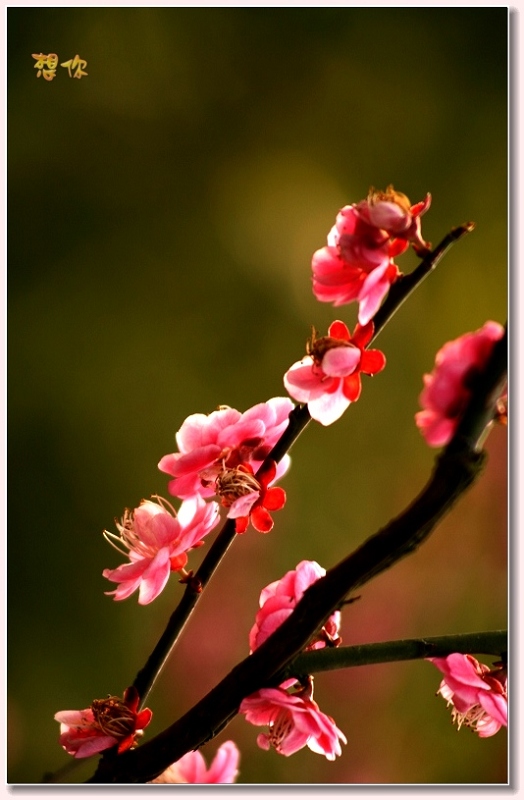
322;345;360;378
478;691;508;728
160;445;223;478
205;741;240;783
217;418;266;449
54;709;93;725
175;412;214;452
176;408;241;452
283;360;326;403
357;264;391;325
227;491;259;519
73;735;118;759
308;386;350;426
276;726;311;756
174;750;208;783
415;411;456;447
367;200;407;231
250;607;293;650
137;548;172;605
293;560;325;596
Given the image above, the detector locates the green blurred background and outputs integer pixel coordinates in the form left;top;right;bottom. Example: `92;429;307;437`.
8;7;508;785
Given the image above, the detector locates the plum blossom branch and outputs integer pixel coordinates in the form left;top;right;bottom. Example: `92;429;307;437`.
267;222;476;465
287;631;507;676
87;310;505;783
129;224;475;708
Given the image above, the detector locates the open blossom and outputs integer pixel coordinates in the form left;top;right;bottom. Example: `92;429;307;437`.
158;397;293;500
284;319;386;426
55;686;152;759
151;741;240;784
428;654;507;738
312;187;431;324
102;495;220;604
218;459;286;534
240;677;346;760
415;321;505;447
249;560;341;652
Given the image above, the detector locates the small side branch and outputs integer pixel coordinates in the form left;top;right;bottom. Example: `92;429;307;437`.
288;631;507;676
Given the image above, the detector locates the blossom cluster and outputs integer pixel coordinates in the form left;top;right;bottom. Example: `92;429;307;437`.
241;560;346;760
282;187;432;426
101;397;295;605
311;186;431;324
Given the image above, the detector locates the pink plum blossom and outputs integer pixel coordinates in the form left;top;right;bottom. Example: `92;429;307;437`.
220;459;286;534
415;321;505;447
249;560;341;652
158;397;293;500
102;495;220;604
283;319;386;426
151;741;240;784
55;686;152;758
312;187;431;324
240;677;346;760
428;654;507;738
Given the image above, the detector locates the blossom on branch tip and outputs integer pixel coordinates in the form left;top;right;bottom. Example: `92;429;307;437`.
158;397;293;500
312;187;431;324
240;677;346;760
428;654;507;738
283;320;386;426
54;686;152;758
217;459;286;534
249;560;341;652
102;495;220;604
151;741;240;784
415;321;505;447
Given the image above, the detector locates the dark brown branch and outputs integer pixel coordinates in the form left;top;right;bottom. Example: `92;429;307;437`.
88;449;483;783
88;314;506;783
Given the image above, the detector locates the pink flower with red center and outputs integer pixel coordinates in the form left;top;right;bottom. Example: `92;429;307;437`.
217;459;286;534
158;397;294;500
55;686;152;759
240;677;346;760
102;495;220;604
428;654;507;738
283;319;386;426
249;560;341;652
312;187;431;324
151;741;240;784
415;321;505;447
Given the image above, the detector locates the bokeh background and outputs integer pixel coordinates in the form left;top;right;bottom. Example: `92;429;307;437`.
8;7;508;785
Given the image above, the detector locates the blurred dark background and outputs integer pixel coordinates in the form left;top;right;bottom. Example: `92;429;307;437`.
8;8;507;785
